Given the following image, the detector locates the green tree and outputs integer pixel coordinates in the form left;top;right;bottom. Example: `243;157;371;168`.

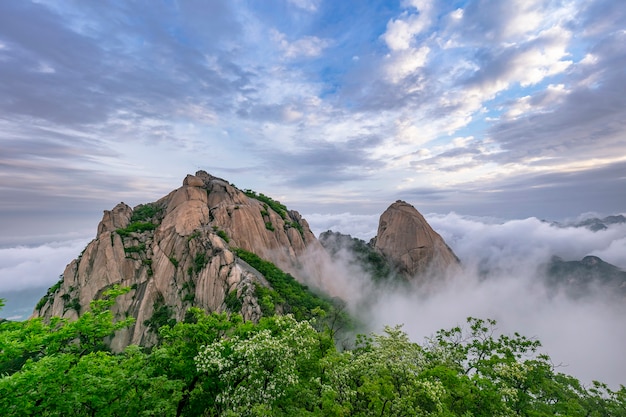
0;287;183;416
195;314;324;416
150;308;240;416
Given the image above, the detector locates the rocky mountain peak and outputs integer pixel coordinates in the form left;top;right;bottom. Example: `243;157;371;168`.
32;171;325;350
373;200;460;280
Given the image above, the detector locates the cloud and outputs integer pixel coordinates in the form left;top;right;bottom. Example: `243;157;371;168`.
381;0;433;51
0;238;91;293
286;0;321;13
399;160;626;220
271;29;331;59
305;210;626;388
487;31;626;164
261;135;386;188
1;0;626;247
304;212;379;241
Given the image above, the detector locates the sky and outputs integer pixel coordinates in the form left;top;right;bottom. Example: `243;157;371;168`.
1;0;626;246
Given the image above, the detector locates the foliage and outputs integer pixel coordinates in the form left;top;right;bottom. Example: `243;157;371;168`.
116;221;156;237
243;189;288;219
285;220;304;237
234;248;335;322
123;242;146;254
144;295;176;333
224;290;242;313
2;290;625;416
34;276;64;310
130;203;160;223
193;252;209;273
216;229;230;243
319;231;393;283
195;314;324;415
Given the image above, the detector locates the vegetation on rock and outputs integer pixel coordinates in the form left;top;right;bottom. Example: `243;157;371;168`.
243;189;288;219
234;248;338;323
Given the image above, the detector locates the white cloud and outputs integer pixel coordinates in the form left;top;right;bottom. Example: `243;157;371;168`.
505;83;569;119
499;0;544;40
0;239;90;293
384;46;430;84
306;210;626;388
286;0;320;12
271;29;331;58
382;0;433;51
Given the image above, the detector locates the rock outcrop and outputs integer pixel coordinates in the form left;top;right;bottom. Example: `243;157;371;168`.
32;175;462;350
33;171;324;350
372;200;460;281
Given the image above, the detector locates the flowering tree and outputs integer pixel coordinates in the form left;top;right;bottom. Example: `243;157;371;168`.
195;314;320;415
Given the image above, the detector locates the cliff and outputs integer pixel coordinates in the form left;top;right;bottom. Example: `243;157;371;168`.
33;171;324;350
371;200;461;281
32;175;462;350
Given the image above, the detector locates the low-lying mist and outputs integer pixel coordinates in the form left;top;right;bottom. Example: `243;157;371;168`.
305;211;626;388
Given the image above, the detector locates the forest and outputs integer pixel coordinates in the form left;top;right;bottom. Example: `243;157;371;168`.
1;288;625;416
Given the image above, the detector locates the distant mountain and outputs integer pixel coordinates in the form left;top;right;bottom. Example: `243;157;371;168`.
319;201;461;285
545;255;626;298
547;214;626;231
572;215;626;231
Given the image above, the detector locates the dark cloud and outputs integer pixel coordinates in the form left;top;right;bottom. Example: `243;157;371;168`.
263;135;386;187
0;1;254;127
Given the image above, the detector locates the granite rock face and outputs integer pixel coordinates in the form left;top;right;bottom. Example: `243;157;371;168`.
372;201;460;281
33;171;323;350
32;176;462;350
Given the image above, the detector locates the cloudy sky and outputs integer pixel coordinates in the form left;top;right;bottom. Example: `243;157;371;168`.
1;0;626;246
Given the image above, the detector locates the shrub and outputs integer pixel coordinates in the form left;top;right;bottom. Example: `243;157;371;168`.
116;222;156;237
243;189;288;219
193;253;209;274
224;290;242;313
130;203;160;222
216;230;230;243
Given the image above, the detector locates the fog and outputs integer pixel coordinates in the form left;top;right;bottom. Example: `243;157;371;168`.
0;238;91;293
306;211;626;388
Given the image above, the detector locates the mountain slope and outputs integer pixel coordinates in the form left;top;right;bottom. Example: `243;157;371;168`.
372;201;461;281
33;171;326;350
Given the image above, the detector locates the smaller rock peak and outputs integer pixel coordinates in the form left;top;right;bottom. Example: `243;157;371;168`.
374;200;460;280
194;170;228;184
183;174;204;187
97;202;132;235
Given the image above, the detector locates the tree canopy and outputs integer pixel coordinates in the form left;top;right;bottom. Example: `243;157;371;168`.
1;293;624;416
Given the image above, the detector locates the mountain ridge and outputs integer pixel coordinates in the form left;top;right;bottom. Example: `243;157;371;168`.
31;171;463;350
